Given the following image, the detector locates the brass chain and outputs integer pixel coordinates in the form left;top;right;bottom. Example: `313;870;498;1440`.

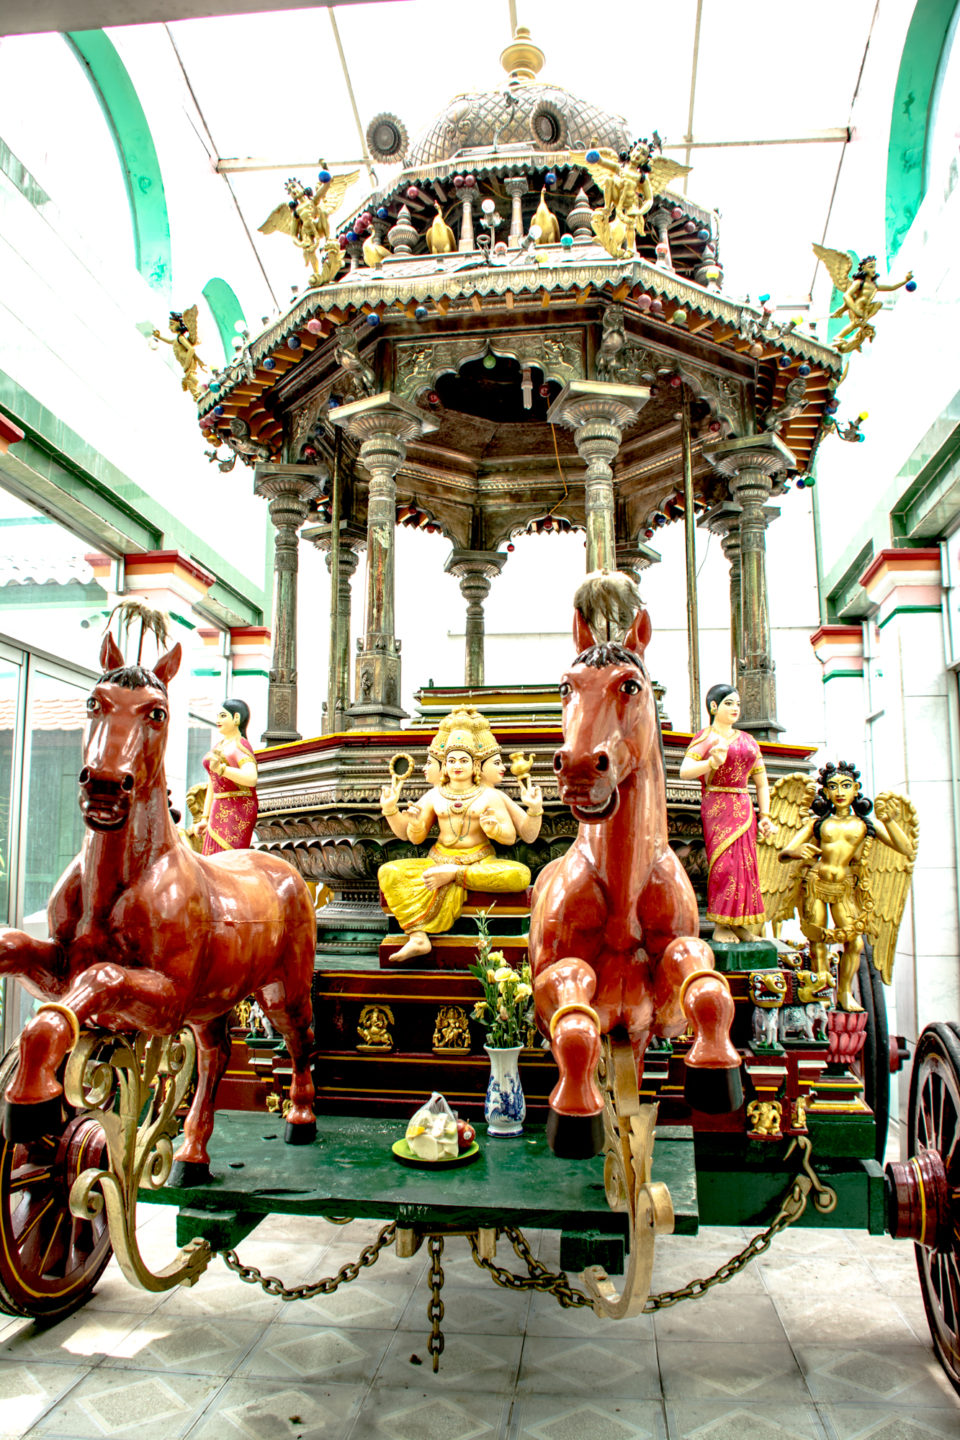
426;1234;445;1371
218;1220;397;1301
471;1136;839;1313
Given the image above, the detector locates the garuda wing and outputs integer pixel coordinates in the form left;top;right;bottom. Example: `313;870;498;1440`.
862;792;919;985
759;772;818;925
318;170;361;218
258;201;298;238
812;243;854;293
569;148;621;206
181;304;199;346
648;156;692;193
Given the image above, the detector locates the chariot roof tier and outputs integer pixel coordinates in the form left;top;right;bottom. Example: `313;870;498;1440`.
200;29;843;538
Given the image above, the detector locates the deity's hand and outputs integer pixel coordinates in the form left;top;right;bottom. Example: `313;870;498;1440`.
379;784;398;811
757;815;776;839
404;803;422;821
873;795;890;821
799;842;819;861
525;785;543;812
195;819;208;835
478;804;502;839
708;740;729;771
422;864;458;891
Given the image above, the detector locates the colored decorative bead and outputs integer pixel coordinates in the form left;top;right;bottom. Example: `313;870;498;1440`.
415;305;428;320
825;398;839;412
644;528;654;539
481;197;496;214
758;293;771;304
806;473;818;482
214;404;224;415
637;294;652;310
545;171;556;186
539;383;550;397
669;375;683;387
749;342;763;357
697;228;710;241
306;318;323;334
366;313;380;326
684;220;697;233
427;391;440;405
672;310;687;326
327;396;339;408
906;279;917;292
671;206;683;220
796;478;806;488
453;175;464;188
797;363;811;376
482;353;496;369
338;234;349;249
288;336;301;350
262;357;275;370
359;212;372;226
586;149;601;163
208;380;221;392
779;355;791;368
318;168;332;183
507;542;516;551
561;233;573;247
463;174;476;188
406;186;419;200
709;420;721;433
377;207;389;219
346;230;358;243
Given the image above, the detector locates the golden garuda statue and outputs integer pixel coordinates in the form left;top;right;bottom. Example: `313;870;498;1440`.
758;761;918;1012
569;138;690;260
812;247;914;355
259;169;359;285
153;306;206;401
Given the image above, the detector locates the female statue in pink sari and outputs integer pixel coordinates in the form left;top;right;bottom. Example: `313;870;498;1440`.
197;698;258;854
679;684;774;941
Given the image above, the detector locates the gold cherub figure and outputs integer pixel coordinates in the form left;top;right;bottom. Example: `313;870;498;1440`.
759;762;918;1012
570;139;690;260
153;306;206;401
260;170;359;286
813;247;914;355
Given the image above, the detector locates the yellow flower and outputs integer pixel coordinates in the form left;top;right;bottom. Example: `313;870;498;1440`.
472;1000;488;1019
488;950;506;965
493;967;514;984
515;983;532;1001
486;969;496;982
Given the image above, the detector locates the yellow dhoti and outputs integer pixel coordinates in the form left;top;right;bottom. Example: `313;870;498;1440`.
378;841;531;935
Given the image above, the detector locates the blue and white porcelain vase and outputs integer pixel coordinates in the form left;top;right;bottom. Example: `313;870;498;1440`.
484;1044;526;1137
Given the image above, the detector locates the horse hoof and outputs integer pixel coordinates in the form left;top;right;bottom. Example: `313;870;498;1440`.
684;1063;743;1115
285;1119;317;1146
167;1159;213;1188
545;1108;605;1159
1;1095;63;1144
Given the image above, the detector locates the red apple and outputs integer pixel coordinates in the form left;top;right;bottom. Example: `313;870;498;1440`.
456;1120;476;1150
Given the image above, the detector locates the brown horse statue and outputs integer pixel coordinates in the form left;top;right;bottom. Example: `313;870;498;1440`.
0;635;316;1183
529;580;742;1156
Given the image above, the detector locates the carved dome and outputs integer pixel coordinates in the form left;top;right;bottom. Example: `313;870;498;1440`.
408;80;631;168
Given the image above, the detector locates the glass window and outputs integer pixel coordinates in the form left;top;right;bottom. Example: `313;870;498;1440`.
21;664;89;922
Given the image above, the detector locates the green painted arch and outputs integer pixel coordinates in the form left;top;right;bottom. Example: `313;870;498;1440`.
886;0;959;261
64;29;172;295
202;278;247;364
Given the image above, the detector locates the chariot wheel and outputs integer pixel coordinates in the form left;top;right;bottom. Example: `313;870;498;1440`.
886;1022;960;1396
0;1041;113;1319
856;945;891;1162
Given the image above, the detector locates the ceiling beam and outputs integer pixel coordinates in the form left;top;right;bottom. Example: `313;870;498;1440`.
1;0;404;38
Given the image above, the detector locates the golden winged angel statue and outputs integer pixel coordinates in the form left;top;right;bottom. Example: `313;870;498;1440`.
153;306;206;401
758;762;918;1012
812;246;914;355
260;170;359;286
569;139;690;260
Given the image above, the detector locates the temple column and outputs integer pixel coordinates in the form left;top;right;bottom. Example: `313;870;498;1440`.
701;499;743;683
704;434;792;738
253;462;326;744
444;549;508;685
303;521;366;732
504;176;528;246
458;189;479;252
330;393;437;729
548;381;650;573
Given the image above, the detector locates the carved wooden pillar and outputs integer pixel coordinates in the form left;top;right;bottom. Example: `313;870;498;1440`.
701;500;744;685
504;176;528;246
548;381;650;573
304;521;366;732
444;549;508;686
330;394;437;729
704;434;792;739
254;462;326;744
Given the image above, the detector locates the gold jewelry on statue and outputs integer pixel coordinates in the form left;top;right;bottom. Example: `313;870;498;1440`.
678;969;729;1014
381;801;400;816
549;1002;600;1037
389;752;414;783
35;1002;81;1050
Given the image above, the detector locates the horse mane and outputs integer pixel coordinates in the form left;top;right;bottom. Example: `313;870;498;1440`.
97;665;168;696
574;642;646;673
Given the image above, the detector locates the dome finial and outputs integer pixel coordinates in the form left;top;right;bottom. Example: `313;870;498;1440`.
500;25;545;83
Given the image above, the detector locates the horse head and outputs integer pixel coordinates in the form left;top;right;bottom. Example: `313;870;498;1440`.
78;634;182;831
552;596;656;824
